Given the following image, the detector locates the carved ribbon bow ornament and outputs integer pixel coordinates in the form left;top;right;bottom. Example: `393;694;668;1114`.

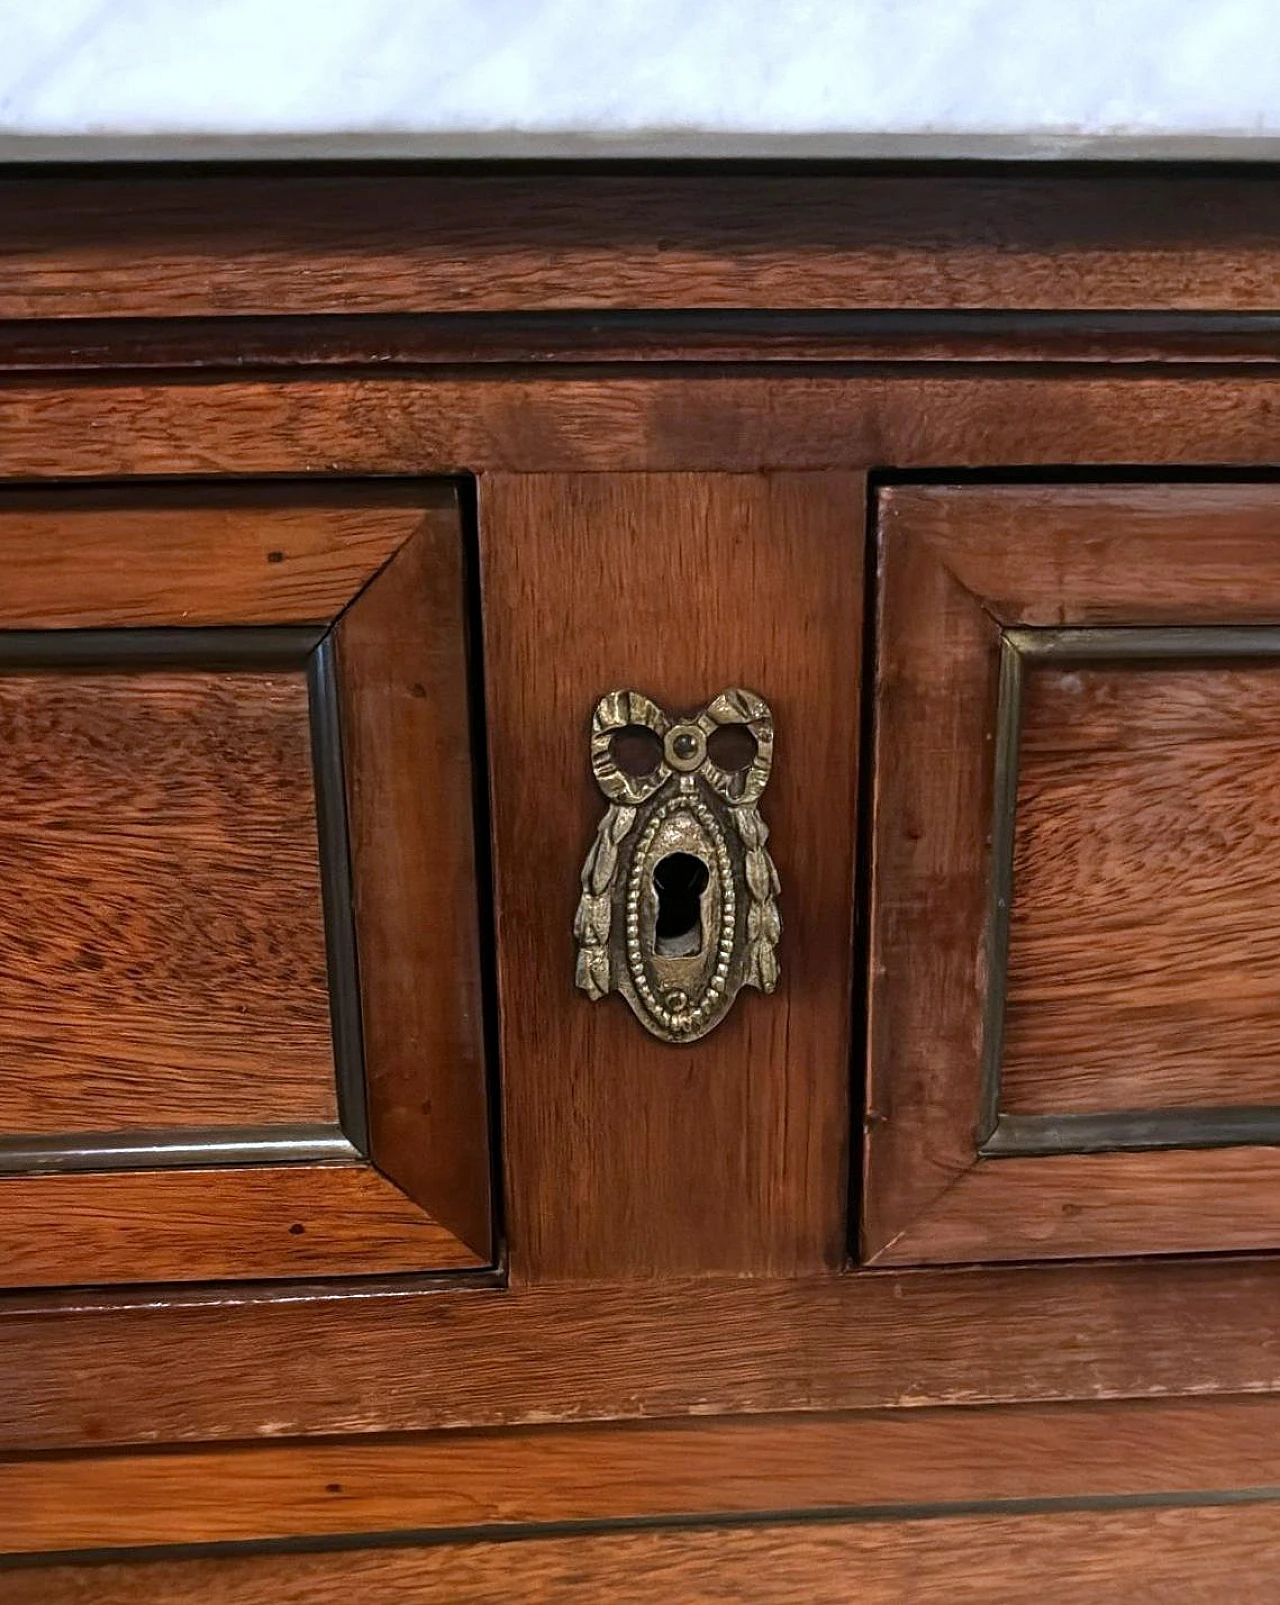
574;688;780;1043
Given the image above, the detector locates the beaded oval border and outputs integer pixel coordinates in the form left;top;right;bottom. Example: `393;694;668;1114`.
624;793;737;1038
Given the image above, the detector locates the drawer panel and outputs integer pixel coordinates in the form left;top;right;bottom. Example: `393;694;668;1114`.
1004;658;1280;1116
0;485;493;1287
865;482;1280;1265
0;665;333;1134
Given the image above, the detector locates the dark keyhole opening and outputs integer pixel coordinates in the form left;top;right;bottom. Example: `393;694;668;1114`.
653;852;710;958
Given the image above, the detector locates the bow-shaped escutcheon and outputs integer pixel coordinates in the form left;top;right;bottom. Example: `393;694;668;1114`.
574;688;781;1043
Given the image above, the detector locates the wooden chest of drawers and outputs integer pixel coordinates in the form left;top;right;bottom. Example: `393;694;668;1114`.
8;166;1280;1599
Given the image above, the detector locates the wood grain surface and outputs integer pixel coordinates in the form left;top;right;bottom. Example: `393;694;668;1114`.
13;1502;1280;1603
863;522;1000;1261
0;1164;483;1288
1005;662;1280;1114
12;171;1280;1542
18;376;1280;480
336;499;492;1261
480;472;861;1280
7;173;1280;316
874;1147;1280;1264
9;1256;1280;1450
867;481;1280;1266
7;1395;1280;1554
879;482;1280;626
0;494;426;627
0;671;333;1134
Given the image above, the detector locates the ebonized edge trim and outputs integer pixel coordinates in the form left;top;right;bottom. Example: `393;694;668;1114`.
0;1125;357;1175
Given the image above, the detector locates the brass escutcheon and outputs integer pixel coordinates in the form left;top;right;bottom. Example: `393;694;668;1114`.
573;688;781;1043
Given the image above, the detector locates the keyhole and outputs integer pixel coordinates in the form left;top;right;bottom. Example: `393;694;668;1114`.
653;853;710;958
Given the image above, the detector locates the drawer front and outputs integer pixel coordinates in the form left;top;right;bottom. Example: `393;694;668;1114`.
0;485;492;1286
866;483;1280;1264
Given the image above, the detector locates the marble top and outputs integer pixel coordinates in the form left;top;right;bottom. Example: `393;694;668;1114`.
3;0;1279;161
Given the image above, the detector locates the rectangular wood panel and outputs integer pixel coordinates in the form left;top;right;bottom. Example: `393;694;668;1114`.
7;1395;1280;1554
21;376;1280;482
0;670;333;1134
480;472;861;1280
7;173;1280;316
17;375;1280;481
1005;660;1280;1115
9;1255;1280;1450
14;1502;1280;1603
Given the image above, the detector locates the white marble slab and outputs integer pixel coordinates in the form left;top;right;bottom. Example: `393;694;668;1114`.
2;0;1280;159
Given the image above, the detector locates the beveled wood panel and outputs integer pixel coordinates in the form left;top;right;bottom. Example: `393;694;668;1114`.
7;173;1280;317
875;1148;1280;1265
18;376;1280;481
9;1257;1280;1451
0;494;426;626
335;499;492;1260
480;472;860;1280
881;481;1280;626
0;486;495;1286
7;1396;1280;1554
863;514;1001;1255
14;1502;1280;1603
867;482;1280;1264
0;1165;483;1288
0;671;333;1133
1004;661;1280;1115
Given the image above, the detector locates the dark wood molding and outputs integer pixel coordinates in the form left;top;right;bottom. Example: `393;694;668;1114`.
985;1108;1280;1157
0;626;323;671
0;1126;356;1176
10;310;1280;374
306;633;368;1157
0;1165;487;1288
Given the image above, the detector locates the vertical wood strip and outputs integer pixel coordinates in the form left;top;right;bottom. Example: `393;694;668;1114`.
480;472;863;1281
336;498;492;1261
